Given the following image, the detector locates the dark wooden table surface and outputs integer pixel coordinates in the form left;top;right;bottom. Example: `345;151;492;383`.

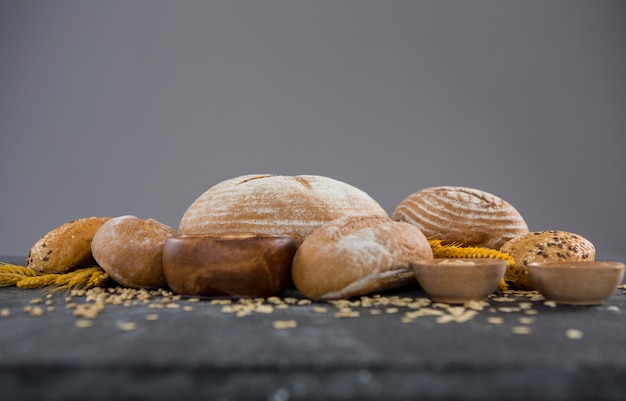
1;255;626;401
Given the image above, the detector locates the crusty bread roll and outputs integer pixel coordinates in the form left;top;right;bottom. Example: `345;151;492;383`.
500;230;596;289
27;217;111;274
178;174;388;247
292;215;433;299
392;186;529;249
91;215;177;289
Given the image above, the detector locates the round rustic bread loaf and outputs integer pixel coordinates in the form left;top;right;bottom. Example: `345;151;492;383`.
91;215;177;289
27;216;111;274
292;215;433;299
500;230;596;289
178;174;388;246
392;186;529;249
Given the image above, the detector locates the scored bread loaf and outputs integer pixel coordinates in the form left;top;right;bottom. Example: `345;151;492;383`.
178;174;388;246
500;230;596;289
292;215;433;299
27;216;111;274
392;186;529;249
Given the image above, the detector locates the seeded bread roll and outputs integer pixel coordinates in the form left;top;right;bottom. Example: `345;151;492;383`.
392;186;529;249
500;230;596;289
292;215;433;300
178;174;388;247
27;217;111;274
91;215;177;289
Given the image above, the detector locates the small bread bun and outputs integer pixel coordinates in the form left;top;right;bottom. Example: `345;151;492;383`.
27;217;111;274
500;230;596;289
178;174;388;247
392;186;529;249
292;215;433;300
91;215;177;289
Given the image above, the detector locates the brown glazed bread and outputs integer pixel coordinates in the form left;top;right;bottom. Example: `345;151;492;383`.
178;174;388;247
27;216;111;274
500;230;596;289
91;215;177;289
392;186;529;249
292;215;433;300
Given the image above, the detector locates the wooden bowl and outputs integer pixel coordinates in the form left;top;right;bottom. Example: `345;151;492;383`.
527;261;625;305
413;258;506;303
162;233;297;297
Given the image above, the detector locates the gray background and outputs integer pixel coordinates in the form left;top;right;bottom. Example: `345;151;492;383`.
1;1;624;259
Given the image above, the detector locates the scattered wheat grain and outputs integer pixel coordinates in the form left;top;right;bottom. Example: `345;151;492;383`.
29;306;44;317
273;320;297;329
118;322;137;331
255;304;274;314
210;299;232;305
75;319;94;328
283;297;298;304
487;317;504;324
498;307;521;313
565;329;584;340
334;310;360;318
511;326;532;335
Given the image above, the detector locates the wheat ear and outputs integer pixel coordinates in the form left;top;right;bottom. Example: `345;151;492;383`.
0;261;110;290
0;263;39;287
16;274;59;289
54;266;110;290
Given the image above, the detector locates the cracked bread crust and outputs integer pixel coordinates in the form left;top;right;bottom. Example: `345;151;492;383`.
292;215;433;300
178;174;388;247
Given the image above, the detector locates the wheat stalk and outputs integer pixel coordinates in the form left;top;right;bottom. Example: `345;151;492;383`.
55;266;110;290
87;269;110;288
17;274;59;289
429;239;514;264
0;263;39;287
0;262;110;290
